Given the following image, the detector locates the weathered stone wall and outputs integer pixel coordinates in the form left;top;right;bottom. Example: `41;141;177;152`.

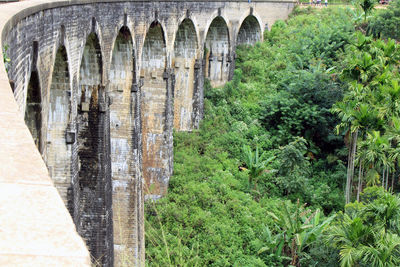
1;0;295;266
46;45;72;207
141;22;170;197
173;19;198;131
109;26;140;266
205;16;230;88
77;31;114;266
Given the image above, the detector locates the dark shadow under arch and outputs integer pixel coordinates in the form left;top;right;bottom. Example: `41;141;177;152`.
25;70;41;149
204;16;230;87
237;15;261;46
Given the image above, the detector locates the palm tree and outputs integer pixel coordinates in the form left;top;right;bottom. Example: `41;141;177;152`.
328;189;400;267
333;101;379;203
328;214;374;267
333;34;399;203
358;0;376;22
362;232;400;267
362;192;400;234
358;131;391;189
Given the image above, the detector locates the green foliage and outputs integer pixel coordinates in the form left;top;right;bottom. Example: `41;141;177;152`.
327;188;400;267
333;29;400;201
145;7;400;267
2;44;10;73
357;0;376;21
264;200;336;266
242;145;276;189
368;0;400;40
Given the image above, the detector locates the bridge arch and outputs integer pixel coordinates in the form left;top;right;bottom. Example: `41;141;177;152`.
46;44;72;207
77;31;114;266
172;15;201;57
109;21;137;68
78;32;103;104
237;14;263;46
24;39;43;152
141;21;167;70
204;15;230;87
173;18;198;131
141;20;171;196
108;25;138;265
77;17;105;78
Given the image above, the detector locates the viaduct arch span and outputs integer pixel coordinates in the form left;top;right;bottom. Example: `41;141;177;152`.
0;0;294;266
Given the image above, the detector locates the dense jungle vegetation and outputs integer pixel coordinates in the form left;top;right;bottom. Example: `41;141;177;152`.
145;2;400;266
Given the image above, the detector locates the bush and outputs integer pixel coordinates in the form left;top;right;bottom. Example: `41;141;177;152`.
368;0;400;40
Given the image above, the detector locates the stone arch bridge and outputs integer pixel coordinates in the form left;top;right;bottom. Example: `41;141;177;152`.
0;0;294;266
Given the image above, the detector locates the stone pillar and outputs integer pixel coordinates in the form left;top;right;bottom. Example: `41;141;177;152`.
164;68;174;179
192;58;204;129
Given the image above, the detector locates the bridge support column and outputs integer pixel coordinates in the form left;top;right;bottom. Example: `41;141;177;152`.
164;68;175;179
192;59;204;128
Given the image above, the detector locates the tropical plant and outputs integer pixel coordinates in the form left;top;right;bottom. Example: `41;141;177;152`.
358;0;376;21
327;188;400;267
242;145;276;190
333;31;400;203
2;44;10;73
146;7;400;266
265;200;335;266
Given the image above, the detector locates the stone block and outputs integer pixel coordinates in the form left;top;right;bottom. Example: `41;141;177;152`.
66;130;76;144
131;83;138;92
163;70;169;80
99;102;107;112
194;60;202;69
81;102;90;112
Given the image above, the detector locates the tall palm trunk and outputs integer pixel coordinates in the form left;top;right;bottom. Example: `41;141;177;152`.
391;172;395;192
385;167;389;191
357;164;363;202
382;168;385;189
346;131;358;204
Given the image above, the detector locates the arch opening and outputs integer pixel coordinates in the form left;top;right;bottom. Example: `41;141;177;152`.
237;15;261;46
46;45;72;207
173;18;198;131
109;26;138;265
77;32;113;266
25;70;42;150
141;21;170;197
205;16;230;87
